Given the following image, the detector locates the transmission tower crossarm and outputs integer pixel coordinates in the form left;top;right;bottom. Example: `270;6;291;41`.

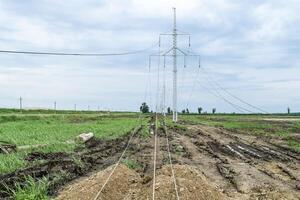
163;48;175;56
160;33;190;36
176;48;188;56
150;8;201;123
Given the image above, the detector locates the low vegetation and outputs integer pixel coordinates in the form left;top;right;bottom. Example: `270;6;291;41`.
0;111;145;174
8;176;49;200
122;159;141;170
180;114;300;151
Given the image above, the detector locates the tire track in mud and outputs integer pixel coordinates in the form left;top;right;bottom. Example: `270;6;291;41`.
170;124;300;199
100;118;173;199
167;128;238;193
148;125;180;200
40;119;300;200
200;126;300;184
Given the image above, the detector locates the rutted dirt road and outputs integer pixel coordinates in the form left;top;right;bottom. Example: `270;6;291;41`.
56;121;300;200
175;125;300;199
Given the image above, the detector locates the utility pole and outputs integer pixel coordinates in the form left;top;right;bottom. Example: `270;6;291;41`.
54;101;57;112
172;7;178;122
19;97;23;113
148;8;201;123
74;104;77;111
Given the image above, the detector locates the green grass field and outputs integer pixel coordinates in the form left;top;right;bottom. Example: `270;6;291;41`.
0;111;146;174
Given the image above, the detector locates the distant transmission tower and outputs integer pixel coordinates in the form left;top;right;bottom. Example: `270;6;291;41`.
19;97;23;113
149;8;201;122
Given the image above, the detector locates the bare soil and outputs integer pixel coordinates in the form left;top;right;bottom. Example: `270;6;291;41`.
57;121;300;200
1;120;300;200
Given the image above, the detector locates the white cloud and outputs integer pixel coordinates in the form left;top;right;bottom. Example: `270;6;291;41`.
249;2;300;42
0;0;299;112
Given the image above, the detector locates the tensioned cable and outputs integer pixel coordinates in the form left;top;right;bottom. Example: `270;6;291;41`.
92;122;140;200
185;49;264;114
92;73;148;199
165;124;180;200
152;40;161;200
199;70;255;113
162;56;166;115
180;57;187;110
0;42;158;56
155;43;161;113
201;67;268;114
147;59;153;111
197;80;252;113
152;117;158;200
185;62;201;109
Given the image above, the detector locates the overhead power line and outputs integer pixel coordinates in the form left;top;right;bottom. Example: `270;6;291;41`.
200;73;255;113
0;42;158;57
197;81;251;113
201;67;268;114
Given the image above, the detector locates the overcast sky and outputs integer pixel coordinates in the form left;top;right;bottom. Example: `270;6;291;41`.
0;0;299;113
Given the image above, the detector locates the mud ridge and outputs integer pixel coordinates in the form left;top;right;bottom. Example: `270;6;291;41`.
0;127;142;199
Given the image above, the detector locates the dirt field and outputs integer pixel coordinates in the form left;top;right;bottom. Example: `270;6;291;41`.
55;120;300;200
1;116;300;199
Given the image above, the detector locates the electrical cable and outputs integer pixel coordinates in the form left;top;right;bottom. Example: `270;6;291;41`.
185;58;201;109
152;115;158;200
197;80;252;113
165;125;180;200
0;42;158;56
201;67;268;114
92;124;141;200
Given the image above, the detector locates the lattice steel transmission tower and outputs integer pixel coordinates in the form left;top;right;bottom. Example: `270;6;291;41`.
172;7;178;122
149;8;201;122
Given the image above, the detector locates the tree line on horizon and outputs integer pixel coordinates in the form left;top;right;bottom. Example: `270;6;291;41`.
140;102;216;114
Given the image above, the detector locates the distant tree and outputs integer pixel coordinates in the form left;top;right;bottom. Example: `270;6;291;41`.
140;102;149;113
167;107;171;114
186;108;189;114
198;107;202;114
288;107;290;114
212;108;216;114
182;109;186;114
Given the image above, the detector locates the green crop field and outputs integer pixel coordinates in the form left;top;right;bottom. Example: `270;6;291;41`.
0;111;146;175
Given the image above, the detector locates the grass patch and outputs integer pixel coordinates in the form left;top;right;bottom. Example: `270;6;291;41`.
123;159;141;170
140;125;150;138
170;123;187;131
8;176;49;200
0;153;26;174
287;140;300;152
71;156;85;168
